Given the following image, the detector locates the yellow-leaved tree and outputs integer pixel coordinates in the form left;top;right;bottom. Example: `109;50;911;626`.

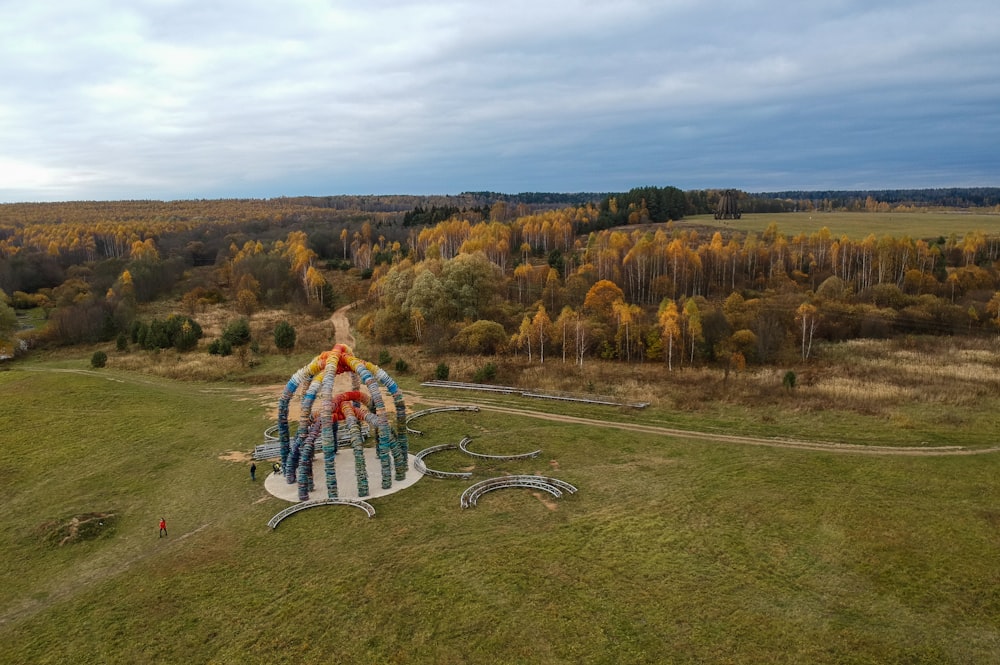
532;305;553;363
986;291;1000;329
516;315;533;362
612;298;641;363
658;299;680;371
304;266;326;306
282;231;321;304
129;238;160;262
683;298;702;364
795;302;819;360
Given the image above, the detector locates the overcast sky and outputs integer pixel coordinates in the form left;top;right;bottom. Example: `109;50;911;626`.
1;0;997;202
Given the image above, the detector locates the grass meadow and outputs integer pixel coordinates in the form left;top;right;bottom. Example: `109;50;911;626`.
684;210;1000;240
1;337;999;663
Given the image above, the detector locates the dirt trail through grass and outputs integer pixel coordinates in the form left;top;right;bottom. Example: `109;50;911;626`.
330;303;355;348
0;523;212;629
403;394;1000;457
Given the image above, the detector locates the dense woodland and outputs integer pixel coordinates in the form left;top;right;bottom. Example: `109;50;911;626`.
1;187;999;367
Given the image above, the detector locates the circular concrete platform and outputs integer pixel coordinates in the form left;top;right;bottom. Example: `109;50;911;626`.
264;447;423;503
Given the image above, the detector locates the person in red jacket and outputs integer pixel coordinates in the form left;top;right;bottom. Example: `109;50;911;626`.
159;518;167;538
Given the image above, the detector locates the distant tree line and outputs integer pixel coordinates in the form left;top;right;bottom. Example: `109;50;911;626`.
750;188;1000;211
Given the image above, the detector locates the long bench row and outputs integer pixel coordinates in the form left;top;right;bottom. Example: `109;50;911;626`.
421;380;649;409
267;497;376;528
254;442;282;460
460;475;578;509
421;380;521;394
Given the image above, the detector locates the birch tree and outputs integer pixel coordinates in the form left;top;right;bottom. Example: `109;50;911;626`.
658;298;680;371
517;315;533;362
795;302;818;360
683;298;703;364
532;305;553;363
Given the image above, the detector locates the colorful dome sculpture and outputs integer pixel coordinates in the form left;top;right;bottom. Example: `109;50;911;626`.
276;344;408;501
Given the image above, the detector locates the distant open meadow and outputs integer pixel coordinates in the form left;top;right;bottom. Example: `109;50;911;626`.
688;210;1000;240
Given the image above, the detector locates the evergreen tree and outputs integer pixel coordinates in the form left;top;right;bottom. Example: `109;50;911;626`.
222;318;252;347
273;320;296;353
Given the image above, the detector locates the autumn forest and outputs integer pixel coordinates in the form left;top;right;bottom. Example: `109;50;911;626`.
1;187;999;368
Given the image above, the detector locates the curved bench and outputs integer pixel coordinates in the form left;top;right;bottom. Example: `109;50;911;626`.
460;475;577;509
505;474;578;495
405;405;481;435
458;436;541;461
413;443;473;479
268;497;375;528
461;478;562;508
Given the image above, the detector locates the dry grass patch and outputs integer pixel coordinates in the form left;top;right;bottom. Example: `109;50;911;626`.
862;345;1000;384
905;360;999;384
808;336;1000;411
139;302;336;355
810;376;916;403
244;309;337;353
109;349;240;381
510;361;667;406
108;302;339;380
442;354;495;381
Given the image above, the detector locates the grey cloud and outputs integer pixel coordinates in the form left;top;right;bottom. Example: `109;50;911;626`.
0;0;997;201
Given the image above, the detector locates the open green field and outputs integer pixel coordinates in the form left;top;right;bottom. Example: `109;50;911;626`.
685;211;1000;240
1;356;998;663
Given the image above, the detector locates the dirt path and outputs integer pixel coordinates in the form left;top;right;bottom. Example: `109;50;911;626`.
325;301;357;396
404;392;1000;457
329;302;355;348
